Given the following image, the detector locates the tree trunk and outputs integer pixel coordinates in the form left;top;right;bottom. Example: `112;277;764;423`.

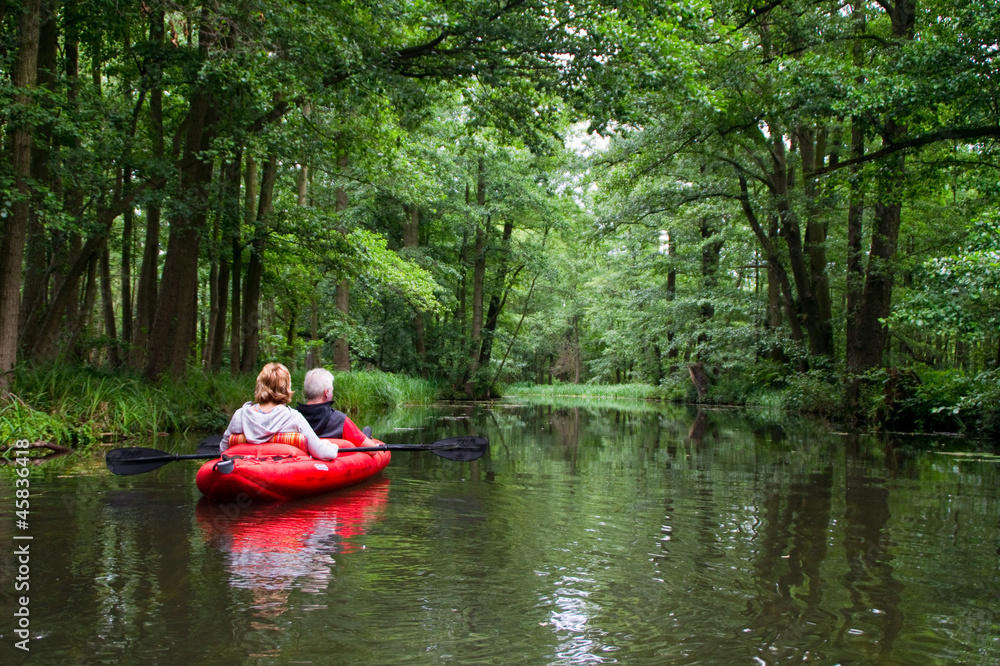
209;154;238;373
285;302;297;365
464;158;488;397
230;153;254;375
697;218;723;355
332;281;350;370
767;124;830;359
120;171;134;347
28;184;150;360
845;1;913;380
17;4;57;352
665;229;677;298
688;362;710;400
737;175;805;346
332;154;351;371
849;188;902;373
845;69;866;400
204;158;226;370
764;215;788;362
99;240;120;367
204;231;220;368
573;314;582;383
700;218;723;287
131;8;165;369
797;124;834;360
456;192;469;330
306;293;321;369
478;218;514;368
144;9;218;380
211;253;229;373
240;152;277;373
67;252;99;360
665;229;679;363
131;206;160;368
403;204;427;374
0;0;41;387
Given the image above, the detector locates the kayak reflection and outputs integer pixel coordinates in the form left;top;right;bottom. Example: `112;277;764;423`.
195;478;390;597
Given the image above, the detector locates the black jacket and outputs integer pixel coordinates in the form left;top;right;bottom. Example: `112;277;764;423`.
294;401;347;439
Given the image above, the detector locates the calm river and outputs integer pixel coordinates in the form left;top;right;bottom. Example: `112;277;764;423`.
1;400;999;664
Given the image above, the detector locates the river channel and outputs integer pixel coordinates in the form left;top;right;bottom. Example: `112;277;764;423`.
1;399;999;664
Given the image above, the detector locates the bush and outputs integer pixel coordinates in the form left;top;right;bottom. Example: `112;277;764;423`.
956;370;1000;438
782;371;842;415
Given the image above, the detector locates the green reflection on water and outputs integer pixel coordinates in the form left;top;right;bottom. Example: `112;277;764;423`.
1;402;998;665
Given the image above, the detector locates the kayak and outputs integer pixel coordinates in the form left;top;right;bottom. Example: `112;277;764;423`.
195;433;391;502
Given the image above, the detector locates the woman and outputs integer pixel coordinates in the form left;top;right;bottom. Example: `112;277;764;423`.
220;362;339;460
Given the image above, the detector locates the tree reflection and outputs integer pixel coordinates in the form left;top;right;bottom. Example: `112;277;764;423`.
746;469;836;660
838;435;904;655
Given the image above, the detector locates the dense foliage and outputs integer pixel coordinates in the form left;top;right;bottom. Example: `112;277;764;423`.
1;0;998;436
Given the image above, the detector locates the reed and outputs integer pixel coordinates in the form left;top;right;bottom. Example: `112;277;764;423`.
5;363;440;447
329;370;439;413
506;382;666;401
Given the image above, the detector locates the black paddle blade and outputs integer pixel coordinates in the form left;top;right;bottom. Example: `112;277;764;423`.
106;447;179;476
106;447;218;476
429;436;489;462
196;435;224;455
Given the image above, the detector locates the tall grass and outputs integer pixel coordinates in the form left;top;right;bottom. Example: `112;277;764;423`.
506;381;667;401
0;397;76;446
329;370;439;412
5;363;440;447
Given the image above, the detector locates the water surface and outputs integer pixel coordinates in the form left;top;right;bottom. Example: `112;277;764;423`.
1;401;998;664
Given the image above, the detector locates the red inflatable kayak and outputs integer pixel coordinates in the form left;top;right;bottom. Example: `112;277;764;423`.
195;433;391;502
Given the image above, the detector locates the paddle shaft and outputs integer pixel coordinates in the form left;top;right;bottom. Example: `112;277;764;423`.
106;436;488;475
123;444;463;462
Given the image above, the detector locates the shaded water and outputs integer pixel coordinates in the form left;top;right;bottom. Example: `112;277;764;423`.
2;400;999;664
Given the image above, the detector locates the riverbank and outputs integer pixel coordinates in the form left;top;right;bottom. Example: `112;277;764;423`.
507;365;1000;439
0;364;439;447
6;362;997;448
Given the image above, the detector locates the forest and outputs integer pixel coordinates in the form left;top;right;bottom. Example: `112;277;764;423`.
1;0;999;440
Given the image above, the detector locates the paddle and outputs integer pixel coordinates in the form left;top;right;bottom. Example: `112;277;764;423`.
106;435;489;476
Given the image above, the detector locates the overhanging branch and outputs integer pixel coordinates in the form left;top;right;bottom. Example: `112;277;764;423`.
808;126;1000;177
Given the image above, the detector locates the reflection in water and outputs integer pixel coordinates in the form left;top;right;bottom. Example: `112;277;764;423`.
746;469;837;661
196;478;389;592
839;435;904;657
3;402;1000;664
194;480;390;659
550;573;605;663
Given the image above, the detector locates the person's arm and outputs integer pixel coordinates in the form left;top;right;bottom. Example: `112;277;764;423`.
295;411;339;460
342;416;375;447
220;409;242;453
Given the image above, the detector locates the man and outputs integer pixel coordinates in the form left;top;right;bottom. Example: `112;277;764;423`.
295;368;376;448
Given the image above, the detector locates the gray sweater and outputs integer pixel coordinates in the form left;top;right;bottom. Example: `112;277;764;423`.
220;402;339;460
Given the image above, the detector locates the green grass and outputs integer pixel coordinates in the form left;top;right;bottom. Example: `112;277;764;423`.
506;381;667;401
3;363;440;447
327;370;439;421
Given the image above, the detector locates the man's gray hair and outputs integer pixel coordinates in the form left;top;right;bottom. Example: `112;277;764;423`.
303;368;334;401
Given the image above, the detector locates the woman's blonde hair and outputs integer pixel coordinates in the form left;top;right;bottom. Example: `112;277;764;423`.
254;362;294;404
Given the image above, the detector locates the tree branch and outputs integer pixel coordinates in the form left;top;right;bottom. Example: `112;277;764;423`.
808;126;1000;177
